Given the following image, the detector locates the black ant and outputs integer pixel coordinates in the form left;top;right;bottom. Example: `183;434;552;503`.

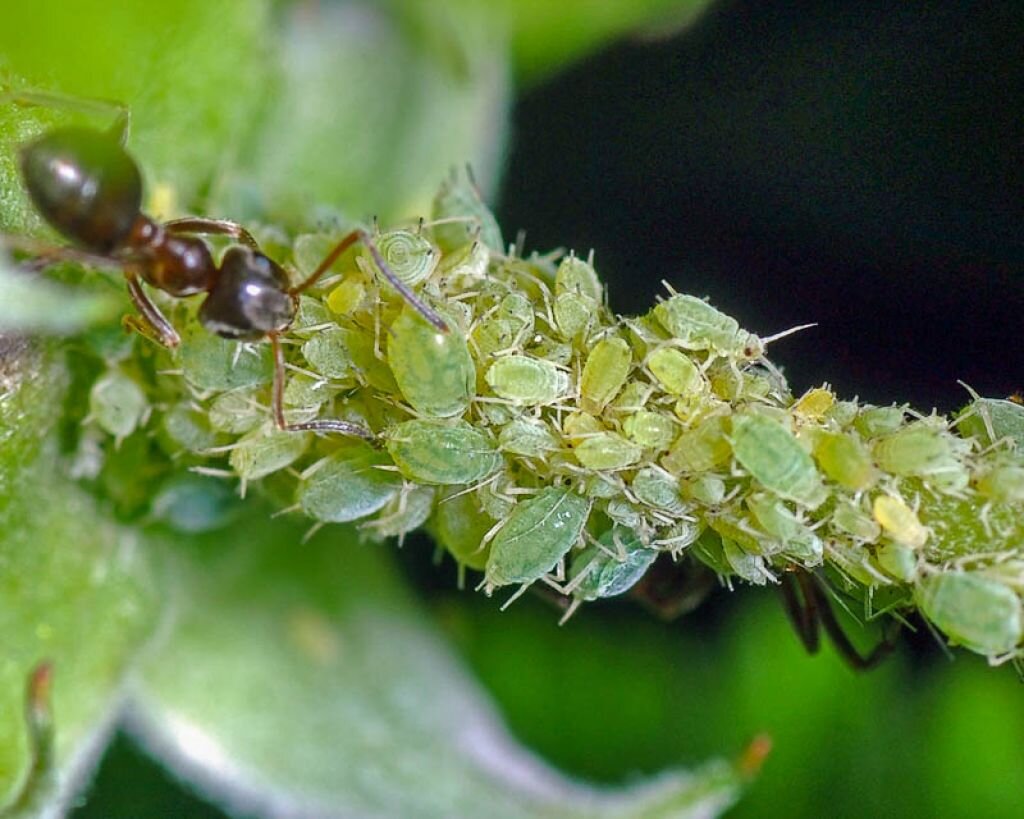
5;90;448;443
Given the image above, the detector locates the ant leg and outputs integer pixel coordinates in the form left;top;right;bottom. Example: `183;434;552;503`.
291;228;448;333
268;333;375;443
780;570;821;654
125;273;181;347
164;217;260;250
2;662;55;815
1;88;130;144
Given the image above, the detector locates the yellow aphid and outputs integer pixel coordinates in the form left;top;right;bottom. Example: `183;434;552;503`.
794;387;835;420
326;277;367;315
580;337;632;413
646;347;701;396
872;495;928;549
563;411;603;443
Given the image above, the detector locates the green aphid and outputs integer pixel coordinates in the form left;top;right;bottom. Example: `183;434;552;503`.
477;479;515;520
297;441;402;522
957;397;1024;448
387;305;475;417
605;498;643;529
829;541;885;588
498;418;559;457
874;542;918;583
290;295;332;336
564;411;604;442
301;327;352;381
363;486;436;540
431;490;495;570
438;240;490;282
151;473;239;534
554;292;595;342
292;233;339;280
731;412;826;508
230;426;310;482
708;514;764;555
485;355;570;405
611;381;652;413
826;400;860;428
574;432;643;470
473;292;534;356
661;414;732;474
528;337;573;367
654;519;704;552
386;419;502;485
707;363;743;401
975;462;1024;504
853;405;906;438
478;401;517;426
745;493;804;543
555;254;602;302
631;467;688;515
622;410;676;450
871;421;970;484
722;538;771;585
179;326;272;391
811;430;878;491
683;474;727;506
90;369;147;441
283;373;339;409
431;167;504;253
160;403;219;454
915;573;1023;656
580;474;621;499
484;487;590;588
208;389;264;434
364;229;438;290
570;527;658;601
652;294;757;356
646;347;702;396
831;499;882;542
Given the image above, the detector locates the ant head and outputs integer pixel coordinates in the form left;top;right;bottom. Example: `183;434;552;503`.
199;246;296;341
20;126;142;253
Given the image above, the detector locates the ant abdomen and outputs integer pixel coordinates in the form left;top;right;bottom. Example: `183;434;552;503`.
199;246;296;341
20;126;142;253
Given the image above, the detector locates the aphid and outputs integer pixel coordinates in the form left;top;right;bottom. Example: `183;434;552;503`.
975;461;1024;504
431;165;504;254
915;572;1023;657
573;431;643;471
731;412;826;508
498;418;559;457
645;347;702;396
430;489;495;570
578;336;631;413
10;99;448;443
159;402;220;454
229;425;310;482
810;430;878;491
297;441;402;523
484;486;590;589
88;368;147;441
568;527;658;602
622;410;676;450
359;229;438;290
385;418;502;485
871;420;970;488
957;396;1024;448
630;466;688;515
871;494;928;549
652;293;757;357
485;354;570;405
363;485;436;540
661;414;732;474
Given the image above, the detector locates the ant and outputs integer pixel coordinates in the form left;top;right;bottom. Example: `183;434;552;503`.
4;90;448;443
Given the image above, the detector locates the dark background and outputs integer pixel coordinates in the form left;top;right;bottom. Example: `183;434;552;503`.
77;2;1024;817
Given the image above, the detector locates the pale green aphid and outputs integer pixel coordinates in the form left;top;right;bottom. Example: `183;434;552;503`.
528;337;573;366
431;490;494;570
337;325;398;392
229;426;310;482
580;473;621;499
179;326;272;391
662;414;732;474
652;293;758;357
431;166;504;254
708;513;763;555
683;474;726;506
563;411;603;441
89;369;147;441
831;499;882;542
437;240;490;283
301;327;352;380
874;542;918;583
555;254;602;302
745;492;803;542
569;527;658;601
574;432;643;471
385;419;502;485
498;418;559;457
853;405;906;438
208;389;264;434
731;412;826;508
485;355;570;405
622;410;676;450
282;372;339;409
631;467;688;515
297;442;402;523
290;295;333;336
975;462;1024;504
387;305;475;417
654;519;704;553
811;430;878;491
160;402;220;454
579;337;631;413
605;497;643;529
872;494;928;549
915;573;1024;656
554;291;595;342
484;487;590;588
957;397;1024;448
871;420;971;482
476;478;515;520
721;538;771;585
646;347;702;396
362;229;438;290
363;485;436;540
292;232;339;281
611;381;653;412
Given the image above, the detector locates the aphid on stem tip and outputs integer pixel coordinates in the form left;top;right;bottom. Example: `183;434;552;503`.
4;90;450;444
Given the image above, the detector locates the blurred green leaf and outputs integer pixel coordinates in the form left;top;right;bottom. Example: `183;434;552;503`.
0;260;122;334
127;517;745;818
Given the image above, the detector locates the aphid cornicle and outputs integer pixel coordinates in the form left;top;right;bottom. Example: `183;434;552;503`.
10;96;449;443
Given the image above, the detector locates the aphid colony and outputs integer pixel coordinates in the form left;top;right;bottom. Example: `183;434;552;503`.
69;173;1024;664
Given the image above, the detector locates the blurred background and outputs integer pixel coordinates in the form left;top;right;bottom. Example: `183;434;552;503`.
75;1;1024;816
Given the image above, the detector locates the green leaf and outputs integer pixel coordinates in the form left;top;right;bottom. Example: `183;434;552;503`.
127;516;746;818
0;258;121;335
0;344;158;815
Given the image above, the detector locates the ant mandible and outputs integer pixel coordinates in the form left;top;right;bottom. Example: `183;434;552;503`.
6;90;448;443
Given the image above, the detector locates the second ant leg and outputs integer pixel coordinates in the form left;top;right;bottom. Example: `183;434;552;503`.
291;228;448;333
269;333;375;443
164;217;260;250
125;273;180;347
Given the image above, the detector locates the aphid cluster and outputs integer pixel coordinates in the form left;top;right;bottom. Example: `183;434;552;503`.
18;122;1024;665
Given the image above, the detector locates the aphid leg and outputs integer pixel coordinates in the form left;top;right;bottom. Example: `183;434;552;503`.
125;272;181;347
164;217;260;250
290;229;449;333
268;333;376;443
1;661;55;814
1;88;131;144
